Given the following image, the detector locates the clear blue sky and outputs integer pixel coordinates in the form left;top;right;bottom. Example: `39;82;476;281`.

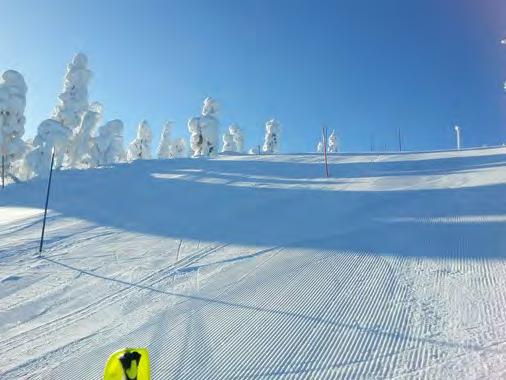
1;0;505;152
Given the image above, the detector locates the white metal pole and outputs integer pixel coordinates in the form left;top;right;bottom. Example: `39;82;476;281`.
454;126;461;150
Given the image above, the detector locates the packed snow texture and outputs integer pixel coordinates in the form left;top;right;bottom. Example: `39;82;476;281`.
52;53;92;133
91;119;125;166
188;97;220;157
262;119;280;154
127;120;152;161
22;119;71;178
0;70;28;169
1;148;506;379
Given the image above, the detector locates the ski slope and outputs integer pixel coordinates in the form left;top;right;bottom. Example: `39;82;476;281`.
1;147;506;379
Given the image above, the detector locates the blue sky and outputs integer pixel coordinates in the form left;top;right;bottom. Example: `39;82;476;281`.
1;0;505;152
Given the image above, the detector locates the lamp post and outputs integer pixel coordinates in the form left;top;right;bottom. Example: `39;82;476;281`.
502;39;506;91
454;125;461;150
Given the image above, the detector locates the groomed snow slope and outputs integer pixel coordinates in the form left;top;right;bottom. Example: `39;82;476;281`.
1;148;506;379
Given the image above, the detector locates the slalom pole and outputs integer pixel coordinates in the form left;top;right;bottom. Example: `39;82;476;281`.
398;128;402;151
1;154;4;189
322;127;329;178
39;148;56;255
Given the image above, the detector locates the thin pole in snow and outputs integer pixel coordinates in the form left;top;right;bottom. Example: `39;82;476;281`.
176;239;183;262
322;127;329;178
454;125;461;150
398;128;402;151
1;154;4;189
39;148;56;255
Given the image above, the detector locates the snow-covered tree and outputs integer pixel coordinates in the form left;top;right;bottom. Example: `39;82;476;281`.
221;131;236;153
53;53;92;134
157;122;172;159
248;146;261;155
127;120;152;160
68;102;103;167
188;117;202;156
328;130;339;153
188;97;220;157
90;119;125;166
229;123;244;153
169;137;186;158
22;119;71;178
316;141;323;153
0;70;28;173
262;119;280;154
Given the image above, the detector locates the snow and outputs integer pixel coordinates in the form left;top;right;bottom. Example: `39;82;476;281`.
0;70;28;171
328;130;339;153
127;120;152;161
221;130;236;152
1;147;506;379
157;122;172;159
188;97;220;157
168;137;186;158
262;119;280;154
229;123;244;153
68;102;103;168
53;53;92;134
22;119;71;178
91;119;126;166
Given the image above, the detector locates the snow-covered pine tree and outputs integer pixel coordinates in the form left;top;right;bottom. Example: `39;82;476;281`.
68;102;103;168
90;119;125;166
328;130;339;153
22;119;71;178
53;53;92;135
157;122;172;159
188;97;220;157
0;70;28;176
127;120;152;160
188;117;202;156
229;124;244;153
221;131;236;153
317;141;323;152
262;119;280;154
169;137;186;158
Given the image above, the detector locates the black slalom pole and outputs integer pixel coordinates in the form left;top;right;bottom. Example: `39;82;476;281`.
39;148;56;255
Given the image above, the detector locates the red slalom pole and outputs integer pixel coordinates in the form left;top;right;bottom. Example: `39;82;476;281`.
322;127;329;178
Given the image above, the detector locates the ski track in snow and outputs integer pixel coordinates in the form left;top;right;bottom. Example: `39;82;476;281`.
1;148;506;379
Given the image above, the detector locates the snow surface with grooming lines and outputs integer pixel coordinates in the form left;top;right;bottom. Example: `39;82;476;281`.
1;147;506;379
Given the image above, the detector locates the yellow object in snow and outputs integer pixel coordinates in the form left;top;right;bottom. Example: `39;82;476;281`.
103;348;150;380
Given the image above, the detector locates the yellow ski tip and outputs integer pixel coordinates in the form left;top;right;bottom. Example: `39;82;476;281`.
103;348;150;380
